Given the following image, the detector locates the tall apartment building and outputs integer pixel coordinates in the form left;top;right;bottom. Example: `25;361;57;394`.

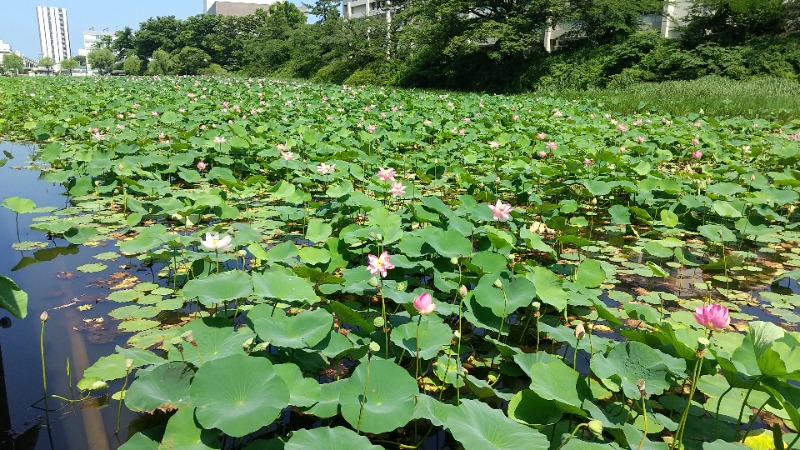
342;0;393;20
36;6;72;63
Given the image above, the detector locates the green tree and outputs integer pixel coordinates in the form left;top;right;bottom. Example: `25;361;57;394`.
567;0;666;44
305;0;341;23
123;56;143;75
38;57;55;74
131;16;184;59
146;49;172;75
2;53;25;75
88;48;116;74
170;46;211;75
60;58;78;75
74;55;87;66
112;27;136;59
684;0;800;45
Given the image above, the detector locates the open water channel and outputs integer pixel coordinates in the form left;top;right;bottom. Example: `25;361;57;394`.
0;141;143;450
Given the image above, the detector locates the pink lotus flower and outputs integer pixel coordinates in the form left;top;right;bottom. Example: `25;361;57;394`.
635;136;645;143
489;141;500;149
197;161;207;171
413;292;436;315
538;151;547;158
489;200;512;220
367;251;395;278
388;182;406;197
692;150;703;159
692;138;700;146
214;136;226;144
618;146;627;154
546;141;557;150
583;158;594;166
281;151;295;161
377;167;396;181
316;162;336;175
536;132;547;140
693;304;730;330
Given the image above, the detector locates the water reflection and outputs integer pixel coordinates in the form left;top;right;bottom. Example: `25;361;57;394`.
0;141;139;450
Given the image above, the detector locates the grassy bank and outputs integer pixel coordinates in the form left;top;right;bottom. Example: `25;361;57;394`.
549;76;800;121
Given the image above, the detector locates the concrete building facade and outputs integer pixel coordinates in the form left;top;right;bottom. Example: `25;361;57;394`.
342;0;393;20
36;6;72;63
204;0;277;16
78;29;115;57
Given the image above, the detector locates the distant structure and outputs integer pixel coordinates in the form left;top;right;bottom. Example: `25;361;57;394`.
0;39;38;71
342;0;393;20
204;0;277;16
36;6;72;63
79;28;115;58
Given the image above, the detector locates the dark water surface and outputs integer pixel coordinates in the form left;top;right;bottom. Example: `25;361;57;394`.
0;141;139;450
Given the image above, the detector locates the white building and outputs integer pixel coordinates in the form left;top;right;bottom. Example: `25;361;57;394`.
342;0;393;20
204;0;277;16
36;6;72;63
0;40;38;72
78;28;115;57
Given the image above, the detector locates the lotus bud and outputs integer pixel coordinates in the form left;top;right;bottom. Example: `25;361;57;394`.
170;337;183;351
636;379;646;397
368;276;379;287
40;311;49;322
588;420;603;438
450;257;459;265
575;322;586;340
373;316;385;328
125;359;134;370
586;322;594;333
459;285;468;298
369;341;381;353
493;279;503;289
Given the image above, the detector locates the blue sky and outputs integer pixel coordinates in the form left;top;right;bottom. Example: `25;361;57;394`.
2;1;302;61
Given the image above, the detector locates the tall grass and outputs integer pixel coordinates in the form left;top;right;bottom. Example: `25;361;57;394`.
549;76;800;120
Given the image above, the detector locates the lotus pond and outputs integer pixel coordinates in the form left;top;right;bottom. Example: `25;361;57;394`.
0;76;799;450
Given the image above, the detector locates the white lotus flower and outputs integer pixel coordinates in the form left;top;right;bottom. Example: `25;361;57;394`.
201;233;233;251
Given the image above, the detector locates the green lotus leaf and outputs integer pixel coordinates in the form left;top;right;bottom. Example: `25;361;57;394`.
181;271;253;307
304;379;347;419
446;399;549;449
125;362;193;413
252;308;333;348
252;269;320;304
77;262;108;273
592;341;686;399
285;427;381;450
1;196;36;214
298;246;331;265
390;316;453;360
117;431;159;450
167;318;255;365
643;241;673;258
583;179;612;197
698;224;737;243
274;363;321;407
305;218;333;243
413;393;458;427
158;407;220;449
609;204;631;225
119;224;170;255
426;226;472;259
660;210;679;228
0;275;28;319
340;359;418;434
190;354;289;438
507;389;563;425
575;259;606;288
64;226;100;244
527;266;567;311
513;352;590;417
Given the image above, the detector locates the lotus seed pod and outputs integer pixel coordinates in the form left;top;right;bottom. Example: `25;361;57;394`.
368;276;379;287
373;316;385;328
396;281;407;291
493;279;503;289
450;257;459;265
588;420;603;438
369;341;381;353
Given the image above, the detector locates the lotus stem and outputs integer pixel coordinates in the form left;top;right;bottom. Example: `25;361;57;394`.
415;314;422;384
554;423;587;450
116;359;134;434
742;396;771;440
637;394;648;450
356;355;372;434
714;385;733;439
40;311;50;424
672;352;705;449
735;379;760;442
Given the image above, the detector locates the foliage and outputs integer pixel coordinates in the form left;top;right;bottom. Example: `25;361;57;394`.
60;58;79;75
88;49;116;74
38;57;54;74
122;56;143;76
1;69;799;450
170;47;211;75
145;49;172;76
1;53;24;75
